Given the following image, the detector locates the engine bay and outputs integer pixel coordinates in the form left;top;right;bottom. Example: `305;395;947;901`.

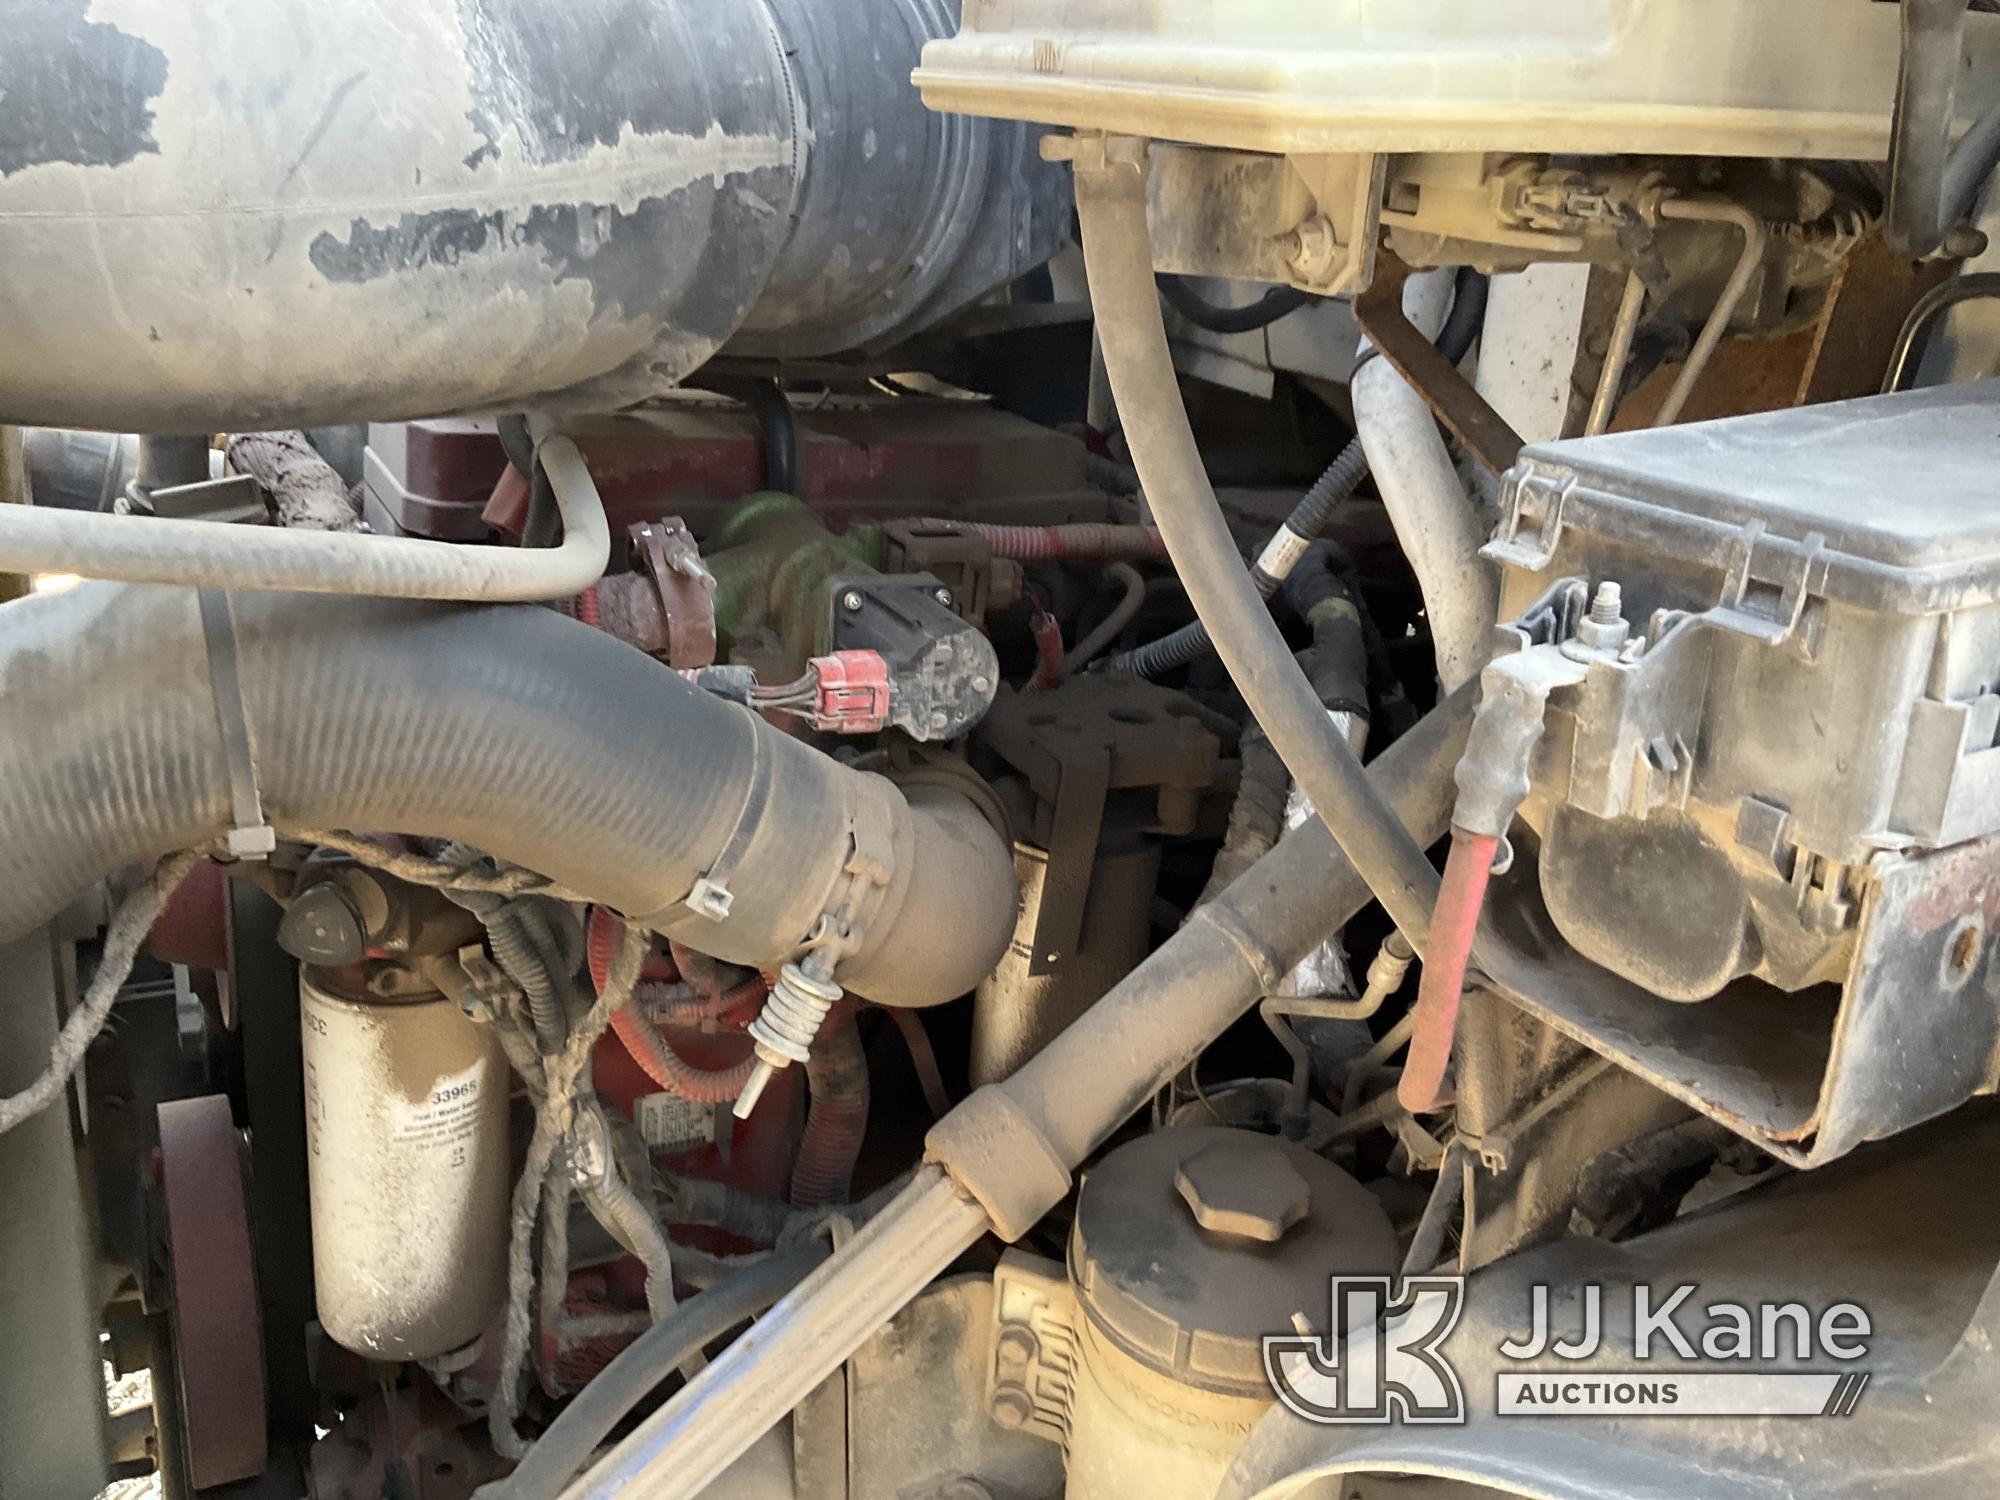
6;3;2000;1499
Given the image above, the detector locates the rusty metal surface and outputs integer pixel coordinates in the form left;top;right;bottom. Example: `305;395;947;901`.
1610;233;1958;428
157;1092;268;1489
630;516;718;668
1353;250;1525;475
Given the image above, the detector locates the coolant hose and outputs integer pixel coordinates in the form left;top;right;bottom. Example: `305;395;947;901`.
790;1002;870;1208
0;583;1015;1006
1351;274;1499;693
1073;151;1441;948
1397;831;1500;1114
590;910;755;1104
0;433;609;601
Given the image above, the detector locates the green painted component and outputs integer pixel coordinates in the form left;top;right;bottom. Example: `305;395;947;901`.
704;492;890;676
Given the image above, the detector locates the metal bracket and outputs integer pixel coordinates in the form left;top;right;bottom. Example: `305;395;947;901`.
1027;738;1111;976
1354;249;1526;477
631;517;717;669
196;589;276;860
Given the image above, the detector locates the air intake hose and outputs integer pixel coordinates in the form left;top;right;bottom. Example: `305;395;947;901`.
0;583;1015;1006
0;0;1065;430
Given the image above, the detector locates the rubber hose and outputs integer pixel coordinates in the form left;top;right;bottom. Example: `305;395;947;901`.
522;462;563;552
1285;547;1372;717
0;583;1016;1006
0;434;609;601
1076;157;1440;948
580;690;1479;1497
744;380;799;497
1197;728;1289;904
1105;267;1483;680
1434;266;1491;368
1106;440;1365;677
691;378;799;495
1887;0;1974;257
484;1241;831;1500
1942;96;2000;234
1352;268;1498;692
790;1003;870;1208
1062;561;1147;673
1196;551;1370;909
589;911;755;1104
497;416;536;482
1158;275;1314;333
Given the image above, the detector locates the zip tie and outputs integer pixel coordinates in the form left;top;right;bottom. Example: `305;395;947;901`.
197;589;276;859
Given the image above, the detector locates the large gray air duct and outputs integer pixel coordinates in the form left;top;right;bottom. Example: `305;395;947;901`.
0;582;1018;1007
0;0;1067;431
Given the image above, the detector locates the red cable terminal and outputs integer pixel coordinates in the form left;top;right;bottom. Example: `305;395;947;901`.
806;650;892;733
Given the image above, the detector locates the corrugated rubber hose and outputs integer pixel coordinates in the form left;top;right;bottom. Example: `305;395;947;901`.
0;583;1016;1008
790;1000;870;1207
589;909;756;1104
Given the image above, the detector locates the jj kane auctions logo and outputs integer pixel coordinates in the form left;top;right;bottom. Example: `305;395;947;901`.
1263;1278;1874;1423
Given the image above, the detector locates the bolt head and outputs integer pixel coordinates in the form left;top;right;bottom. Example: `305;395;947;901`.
841;590;864;612
1173;1138;1312;1243
933;586;955;607
1285;214;1343;281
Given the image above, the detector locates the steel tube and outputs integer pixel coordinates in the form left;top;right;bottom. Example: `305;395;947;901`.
1651;199;1769;428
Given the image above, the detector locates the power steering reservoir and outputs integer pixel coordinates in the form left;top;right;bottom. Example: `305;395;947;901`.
1061;1127;1397;1499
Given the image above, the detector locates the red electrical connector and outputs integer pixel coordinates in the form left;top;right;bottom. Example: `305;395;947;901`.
801;650;892;733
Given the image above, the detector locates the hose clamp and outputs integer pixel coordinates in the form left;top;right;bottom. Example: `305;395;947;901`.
678;711;775;921
197;589;276;860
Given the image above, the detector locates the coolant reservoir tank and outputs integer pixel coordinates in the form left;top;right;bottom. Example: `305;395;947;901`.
917;0;2000;160
301;968;508;1362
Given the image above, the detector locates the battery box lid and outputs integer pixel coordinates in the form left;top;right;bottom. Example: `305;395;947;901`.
1493;381;2000;616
